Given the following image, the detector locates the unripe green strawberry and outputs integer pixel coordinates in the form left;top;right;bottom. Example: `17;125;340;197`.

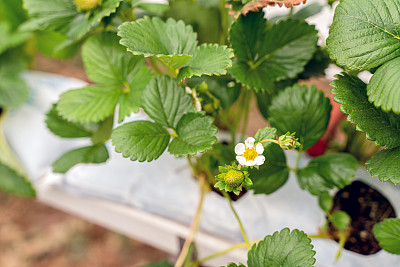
224;169;244;188
74;0;102;11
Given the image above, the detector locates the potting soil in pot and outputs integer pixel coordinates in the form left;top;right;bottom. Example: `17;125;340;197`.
328;180;396;255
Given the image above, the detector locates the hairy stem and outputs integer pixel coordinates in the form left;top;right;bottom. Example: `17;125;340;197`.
175;175;207;267
222;191;251;249
259;139;279;145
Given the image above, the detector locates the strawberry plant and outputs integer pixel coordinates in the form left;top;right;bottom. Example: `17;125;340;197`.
1;0;399;265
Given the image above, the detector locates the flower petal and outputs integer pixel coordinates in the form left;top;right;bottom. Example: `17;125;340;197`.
235;143;246;155
244;160;256;166
245;137;255;148
236;156;247;165
254;155;265;166
256;143;264;154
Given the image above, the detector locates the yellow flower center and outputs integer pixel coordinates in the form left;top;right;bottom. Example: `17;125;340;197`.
243;147;257;161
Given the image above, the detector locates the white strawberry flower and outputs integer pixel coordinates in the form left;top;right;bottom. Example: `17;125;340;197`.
235;137;265;167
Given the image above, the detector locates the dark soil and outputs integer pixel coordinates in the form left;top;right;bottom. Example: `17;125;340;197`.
328;180;396;255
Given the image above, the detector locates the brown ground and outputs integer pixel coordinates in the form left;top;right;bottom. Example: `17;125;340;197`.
0;192;169;267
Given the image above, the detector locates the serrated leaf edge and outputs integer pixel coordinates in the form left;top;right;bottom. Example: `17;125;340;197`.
177;43;234;82
117;16;197;59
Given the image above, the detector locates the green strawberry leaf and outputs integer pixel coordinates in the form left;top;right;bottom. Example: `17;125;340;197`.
327;0;400;70
177;43;234;82
118;16;198;71
297;153;357;196
0;21;31;55
45;104;94;138
82;32;152;86
165;1;221;43
22;0;78;32
367;57;400;114
0;162;35;197
331;73;400;149
254;126;277;148
373;218;400;255
56;85;121;124
34;30;78;59
256;78;296;119
52;144;109;173
67;0;123;41
111;121;170;162
247;228;316;267
117;71;150;122
249;144;289;195
132;1;169;16
81;32;153;122
90;115;113;144
268;84;331;150
186;76;241;109
0;51;28;108
318;191;333;214
142;76;194;129
229;12;317;92
291;2;323;20
331;211;351;231
0;0;28;30
23;0;122;41
168;112;218;157
366;147;400;184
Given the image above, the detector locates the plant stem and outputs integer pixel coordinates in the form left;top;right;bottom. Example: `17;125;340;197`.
193;239;261;266
259;139;279;145
222;191;251;250
187;156;198;176
307;234;326;239
335;231;349;260
288;6;294;19
175;175;207;267
294;147;303;173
